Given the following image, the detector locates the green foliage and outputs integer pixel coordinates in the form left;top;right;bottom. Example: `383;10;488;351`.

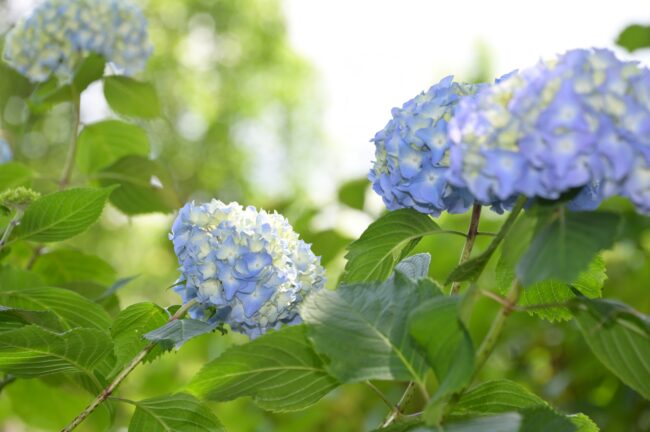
104;76;161;119
144;318;218;350
125;393;224;432
76;120;150;174
0;266;45;289
338;178;368;210
97;156;178;215
409;295;474;421
0;163;32;191
616;24;650;52
302;256;441;383
12;187;113;243
189;325;338;412
516;211;620;287
32;249;116;287
111;302;169;369
572;298;650;400
342;209;442;283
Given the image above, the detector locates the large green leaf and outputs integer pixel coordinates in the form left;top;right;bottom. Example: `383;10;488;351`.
0;325;111;379
32;249;116;286
112;302;168;368
0;265;45;289
516;211;620;287
126;393;224;432
12;187;113;243
409;295;474;422
189;324;338;412
0;287;111;331
572;298;650;399
72;53;106;92
97;156;178;215
616;24;650;52
0;162;32;191
302;259;441;383
341;209;442;283
0;305;62;332
104;76;161;119
144;318;218;350
76;120;149;174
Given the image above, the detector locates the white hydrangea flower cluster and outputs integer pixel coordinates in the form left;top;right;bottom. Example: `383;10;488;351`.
3;0;152;82
170;200;325;338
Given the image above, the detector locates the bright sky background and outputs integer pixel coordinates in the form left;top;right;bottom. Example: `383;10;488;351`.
283;0;650;184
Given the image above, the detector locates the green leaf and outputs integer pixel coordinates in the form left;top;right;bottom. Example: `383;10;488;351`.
12;187;113;243
516;211;620;287
0;162;32;191
0;265;45;289
76;120;149;174
144;318;218;350
104;76;161;119
0;325;112;378
32;249;116;286
126;393;224;432
572;298;650;399
409;295;474;422
0;305;63;332
301;261;441;383
338;178;368;210
189;324;338;411
616;24;650;52
394;253;431;280
72;53;106;92
97;156;179;215
446;198;525;285
442;413;523;432
28;77;73;113
303;229;351;266
112;303;168;368
450;380;544;416
0;287;111;331
342;209;442;283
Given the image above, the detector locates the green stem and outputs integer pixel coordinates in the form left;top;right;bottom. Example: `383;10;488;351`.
381;381;415;427
59;88;81;190
60;299;198;432
366;381;396;411
0;209;24;252
0;374;16;394
451;204;482;294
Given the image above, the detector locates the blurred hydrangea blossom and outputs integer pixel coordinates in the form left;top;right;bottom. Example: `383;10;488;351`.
170;200;325;338
369;76;491;216
3;0;152;82
0;139;12;163
448;48;650;213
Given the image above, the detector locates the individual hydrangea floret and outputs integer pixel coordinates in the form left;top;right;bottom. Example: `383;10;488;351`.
0;138;11;164
448;48;650;213
170;200;325;338
369;76;490;216
3;0;152;82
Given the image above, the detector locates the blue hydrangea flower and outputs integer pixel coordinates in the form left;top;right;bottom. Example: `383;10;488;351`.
0;139;12;164
170;200;326;338
3;0;152;82
369;76;489;216
448;48;650;213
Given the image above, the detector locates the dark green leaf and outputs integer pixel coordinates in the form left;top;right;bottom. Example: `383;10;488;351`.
616;24;650;52
76;120;149;173
0;162;32;191
0;305;63;332
338;178;368;210
0;265;45;289
72;54;106;92
112;303;168;368
144;318;218;350
126;393;224;432
409;295;474;422
189;324;338;411
302;261;441;383
516;211;620;287
12;187;114;243
32;249;116;286
104;76;161;118
342;209;442;283
97;156;179;215
572;298;650;399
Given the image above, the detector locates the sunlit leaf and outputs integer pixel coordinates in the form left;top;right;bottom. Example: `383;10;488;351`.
126;393;224;432
104;76;161;119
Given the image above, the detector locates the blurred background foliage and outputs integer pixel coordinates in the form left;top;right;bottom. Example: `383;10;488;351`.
0;0;649;431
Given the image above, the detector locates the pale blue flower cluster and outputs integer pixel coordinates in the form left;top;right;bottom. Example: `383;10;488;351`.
0;139;12;163
369;76;486;215
448;48;650;213
170;200;325;338
3;0;151;82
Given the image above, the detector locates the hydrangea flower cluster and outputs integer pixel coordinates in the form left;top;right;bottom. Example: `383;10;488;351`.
0;139;11;164
3;0;152;82
447;48;650;213
170;200;325;338
369;76;487;216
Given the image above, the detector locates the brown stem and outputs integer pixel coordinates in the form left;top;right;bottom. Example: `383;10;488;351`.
450;204;482;294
